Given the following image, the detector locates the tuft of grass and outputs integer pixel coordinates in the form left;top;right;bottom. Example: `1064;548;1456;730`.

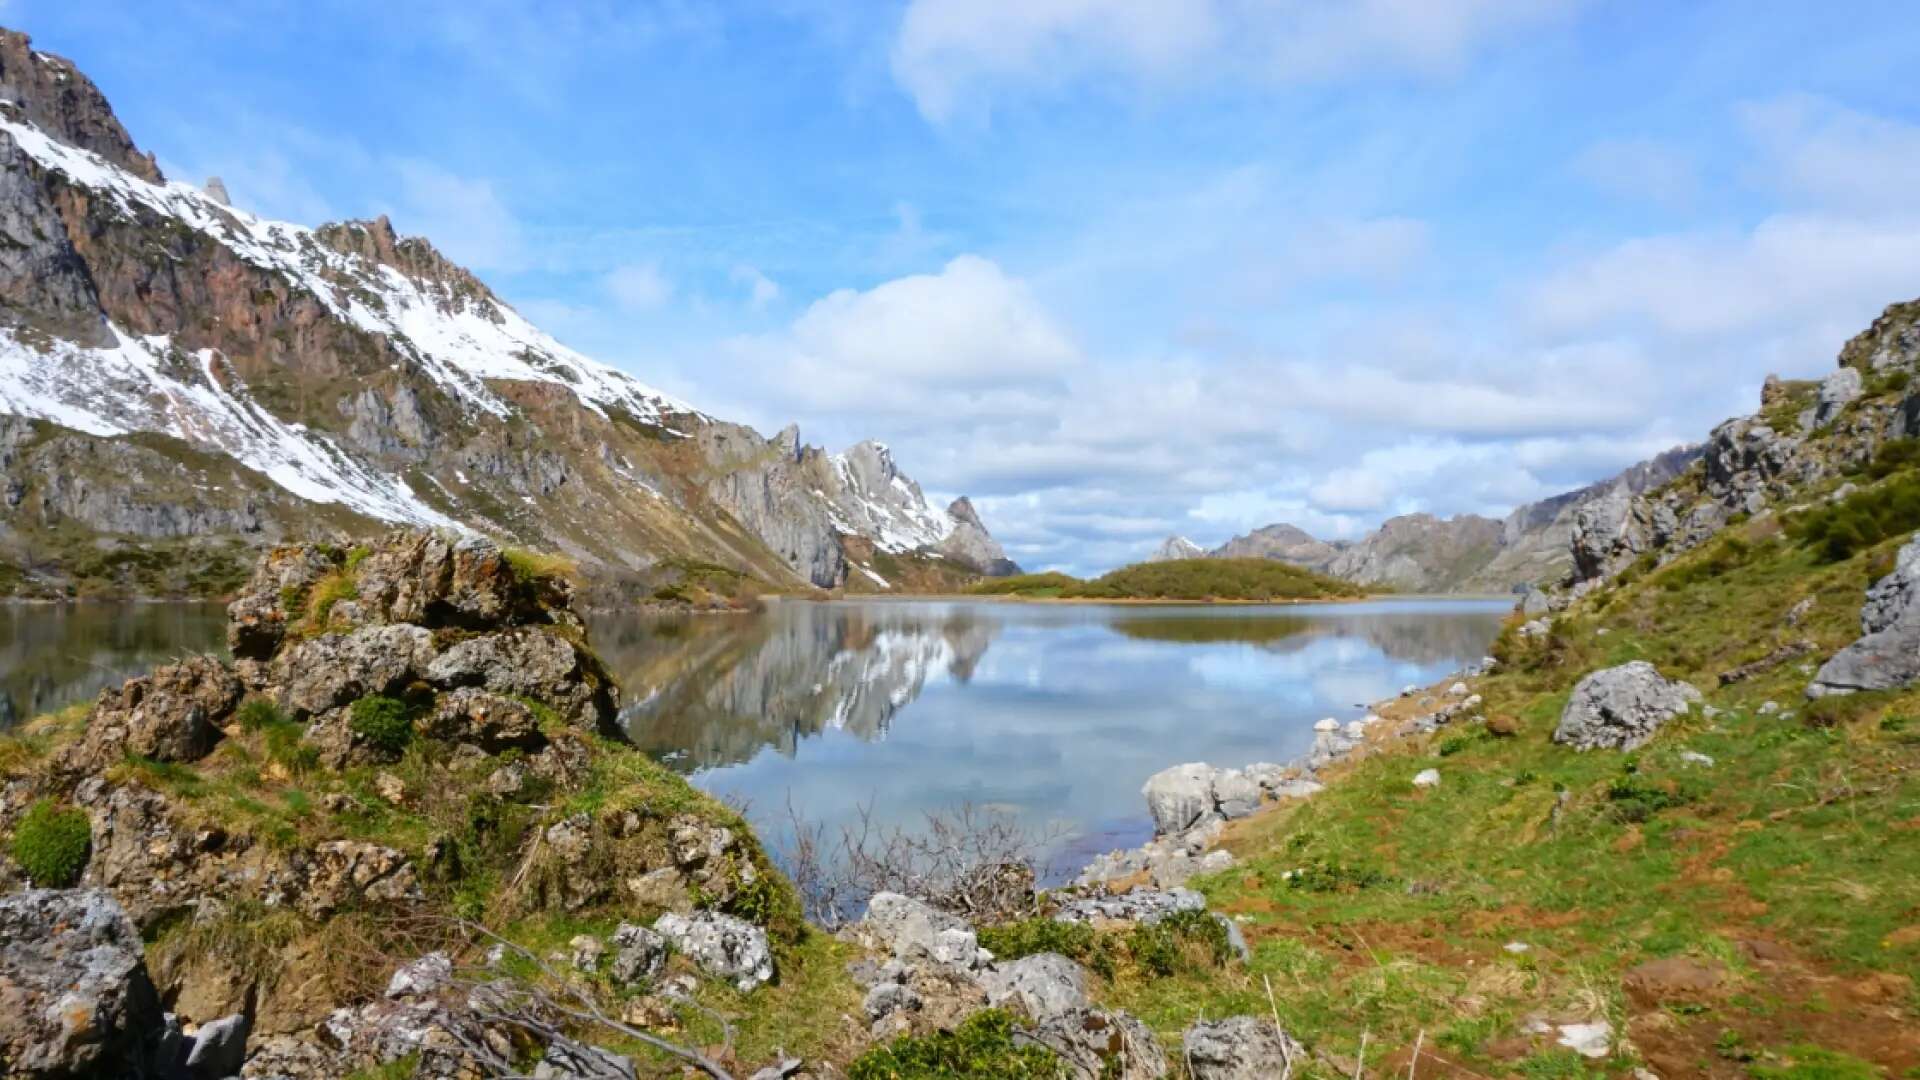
349;695;413;755
504;547;580;589
9;798;92;886
847;1010;1064;1080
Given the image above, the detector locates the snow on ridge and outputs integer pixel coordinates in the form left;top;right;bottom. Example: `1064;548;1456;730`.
0;113;695;424
0;324;461;528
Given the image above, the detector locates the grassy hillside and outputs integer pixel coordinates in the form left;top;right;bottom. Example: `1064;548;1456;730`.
1105;475;1920;1073
967;558;1365;602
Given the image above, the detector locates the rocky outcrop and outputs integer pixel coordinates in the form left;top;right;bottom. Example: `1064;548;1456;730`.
652;911;774;992
1554;662;1701;751
1809;534;1920;696
0;30;160;182
60;655;241;772
1326;512;1504;592
939;497;1019;576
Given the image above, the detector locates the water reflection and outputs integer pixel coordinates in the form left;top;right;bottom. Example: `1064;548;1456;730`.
592;599;1507;859
0;604;228;729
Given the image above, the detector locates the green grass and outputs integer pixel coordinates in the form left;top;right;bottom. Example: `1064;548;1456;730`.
847;1010;1064;1080
8;798;91;886
1788;472;1920;562
348;695;414;755
966;571;1081;598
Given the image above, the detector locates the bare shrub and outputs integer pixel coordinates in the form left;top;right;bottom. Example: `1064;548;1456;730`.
777;797;1063;928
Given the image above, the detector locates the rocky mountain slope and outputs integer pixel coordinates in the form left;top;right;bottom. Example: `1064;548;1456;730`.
0;28;1013;598
1143;536;1205;562
1176;446;1700;594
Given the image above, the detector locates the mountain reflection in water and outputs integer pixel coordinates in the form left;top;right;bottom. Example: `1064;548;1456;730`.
592;598;1507;862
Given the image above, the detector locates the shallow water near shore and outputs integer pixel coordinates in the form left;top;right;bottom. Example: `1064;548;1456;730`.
593;597;1508;879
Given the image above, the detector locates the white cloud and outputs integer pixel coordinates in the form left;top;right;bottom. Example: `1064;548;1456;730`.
891;0;1582;122
777;254;1078;387
1572;137;1699;207
605;262;675;311
1527;214;1920;338
1740;94;1920;213
731;265;782;309
389;160;524;272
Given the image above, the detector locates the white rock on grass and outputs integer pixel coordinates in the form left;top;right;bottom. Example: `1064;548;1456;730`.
980;953;1090;1023
1412;768;1441;789
859;893;987;970
1679;750;1716;768
1556;1020;1612;1059
652;911;774;992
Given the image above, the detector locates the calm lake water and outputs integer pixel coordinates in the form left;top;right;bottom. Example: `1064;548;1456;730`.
592;598;1508;872
0;597;1506;875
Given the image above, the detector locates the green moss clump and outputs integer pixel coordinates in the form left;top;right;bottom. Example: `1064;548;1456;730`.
10;798;92;886
847;1010;1064;1080
349;695;414;755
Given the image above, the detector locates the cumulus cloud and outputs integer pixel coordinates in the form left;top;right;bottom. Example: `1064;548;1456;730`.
891;0;1582;121
1572;137;1699;207
605;262;675;311
1526;215;1920;338
1740;94;1920;213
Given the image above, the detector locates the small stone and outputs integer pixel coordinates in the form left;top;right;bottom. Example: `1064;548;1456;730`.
570;934;606;971
385;952;452;999
1556;1020;1612;1059
374;771;406;805
863;981;922;1022
1446;682;1469;697
1758;701;1782;716
609;924;668;986
1503;941;1530;954
1412;768;1441;789
1678;750;1715;768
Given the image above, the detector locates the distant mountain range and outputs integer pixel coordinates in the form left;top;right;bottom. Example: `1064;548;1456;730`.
0;29;1016;597
1147;445;1702;594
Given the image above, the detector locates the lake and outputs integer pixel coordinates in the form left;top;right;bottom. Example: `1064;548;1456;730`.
592;598;1509;875
0;597;1507;876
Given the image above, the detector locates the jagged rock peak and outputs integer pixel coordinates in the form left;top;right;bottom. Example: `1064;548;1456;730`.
1838;296;1920;373
948;496;986;530
0;28;161;183
1147;535;1206;562
313;214;503;316
202;175;229;205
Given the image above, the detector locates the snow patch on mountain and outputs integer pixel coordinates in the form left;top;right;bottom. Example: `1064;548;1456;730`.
0;324;459;527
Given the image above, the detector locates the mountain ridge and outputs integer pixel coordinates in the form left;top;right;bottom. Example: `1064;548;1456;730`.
0;28;1016;598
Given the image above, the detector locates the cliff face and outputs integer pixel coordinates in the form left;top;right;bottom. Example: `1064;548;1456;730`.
0;28;1013;596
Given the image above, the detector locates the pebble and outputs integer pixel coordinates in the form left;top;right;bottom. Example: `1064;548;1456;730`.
1412;768;1441;789
1679;750;1715;768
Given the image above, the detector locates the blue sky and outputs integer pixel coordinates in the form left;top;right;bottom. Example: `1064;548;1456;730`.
17;1;1920;572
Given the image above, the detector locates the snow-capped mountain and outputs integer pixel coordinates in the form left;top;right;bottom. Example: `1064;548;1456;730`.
1145;536;1206;562
0;28;1013;595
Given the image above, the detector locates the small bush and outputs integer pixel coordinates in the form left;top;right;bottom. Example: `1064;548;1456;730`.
1605;762;1703;823
848;1009;1064;1080
10;798;91;886
1789;473;1920;562
1124;909;1234;978
1857;435;1920;480
977;916;1097;964
349;695;413;755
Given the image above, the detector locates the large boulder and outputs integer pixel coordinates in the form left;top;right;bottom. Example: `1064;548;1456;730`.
424;628;617;733
1810;534;1920;695
981;953;1088;1023
65;655;241;771
349;531;528;628
652;911;774;992
1553;662;1701;751
0;888;167;1078
1141;763;1261;836
1181;1016;1305;1080
419;688;545;753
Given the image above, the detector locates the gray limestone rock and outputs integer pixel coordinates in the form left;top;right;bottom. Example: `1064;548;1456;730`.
1554;662;1701;751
